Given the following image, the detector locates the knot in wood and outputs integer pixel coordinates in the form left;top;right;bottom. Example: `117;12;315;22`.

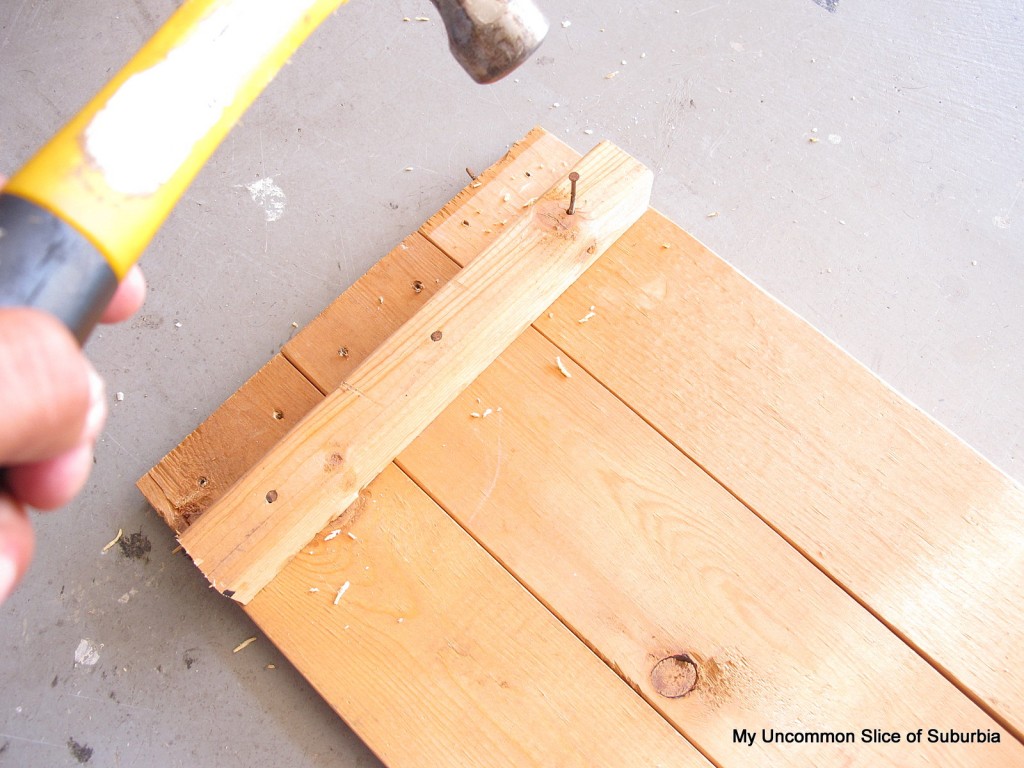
651;654;698;698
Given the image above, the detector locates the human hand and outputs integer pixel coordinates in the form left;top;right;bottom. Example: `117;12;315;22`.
0;174;146;606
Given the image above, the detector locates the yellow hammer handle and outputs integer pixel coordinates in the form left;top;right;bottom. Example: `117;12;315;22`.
5;0;347;279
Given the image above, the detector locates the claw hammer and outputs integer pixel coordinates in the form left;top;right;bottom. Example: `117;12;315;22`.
0;0;548;342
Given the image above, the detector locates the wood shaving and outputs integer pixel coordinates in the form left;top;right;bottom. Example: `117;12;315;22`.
482;408;493;418
347;532;358;541
661;242;671;249
470;411;482;418
605;71;620;79
808;137;820;143
414;16;429;21
232;637;257;653
556;356;572;378
115;392;125;402
102;528;123;553
309;588;320;593
378;296;384;305
706;211;719;218
578;311;596;323
266;664;276;670
471;181;482;188
333;581;351;605
502;193;511;203
522;197;538;208
324;530;341;541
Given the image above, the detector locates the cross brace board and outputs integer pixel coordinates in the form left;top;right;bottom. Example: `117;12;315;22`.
139;128;1024;767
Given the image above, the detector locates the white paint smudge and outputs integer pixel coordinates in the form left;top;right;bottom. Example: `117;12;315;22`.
993;216;1009;229
74;639;101;666
828;134;842;144
84;0;321;196
246;177;287;222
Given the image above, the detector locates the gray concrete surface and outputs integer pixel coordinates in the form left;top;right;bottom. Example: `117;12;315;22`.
1;1;1021;765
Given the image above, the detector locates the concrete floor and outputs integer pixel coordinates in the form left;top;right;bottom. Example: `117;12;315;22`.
1;1;1020;765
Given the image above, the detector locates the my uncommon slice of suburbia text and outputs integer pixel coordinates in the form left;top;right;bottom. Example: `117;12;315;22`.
732;728;1001;746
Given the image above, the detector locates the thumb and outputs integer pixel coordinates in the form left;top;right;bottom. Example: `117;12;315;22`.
0;493;34;605
0;308;95;465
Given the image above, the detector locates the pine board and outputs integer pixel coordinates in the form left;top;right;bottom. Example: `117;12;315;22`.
139;127;1023;766
179;141;653;603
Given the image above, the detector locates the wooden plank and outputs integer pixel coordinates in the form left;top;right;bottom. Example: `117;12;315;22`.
138;359;704;766
139;247;701;766
282;234;461;396
420;129;578;248
140;127;1023;764
179;141;654;603
247;463;704;768
137;354;323;533
529;208;1024;737
141;126;565;528
392;329;1021;767
423;133;1024;738
419;125;561;237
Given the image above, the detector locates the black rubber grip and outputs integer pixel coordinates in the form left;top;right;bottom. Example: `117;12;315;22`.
0;193;117;345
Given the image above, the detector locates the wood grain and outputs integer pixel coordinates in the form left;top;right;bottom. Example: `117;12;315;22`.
531;207;1024;738
137;354;323;533
247;463;703;768
139;127;1023;765
179;141;654;603
394;329;1021;766
424;133;1024;739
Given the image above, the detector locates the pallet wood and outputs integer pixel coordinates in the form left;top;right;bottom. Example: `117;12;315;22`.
139;127;1023;766
137;354;324;533
532;208;1024;737
393;329;1019;766
424;135;1024;740
179;140;653;603
247;463;701;767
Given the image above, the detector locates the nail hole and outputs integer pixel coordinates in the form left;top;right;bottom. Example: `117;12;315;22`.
430;330;443;342
198;476;208;488
412;280;424;294
272;410;284;420
266;490;279;503
651;654;698;698
338;346;349;358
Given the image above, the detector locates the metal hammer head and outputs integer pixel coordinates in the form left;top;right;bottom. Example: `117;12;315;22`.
430;0;549;84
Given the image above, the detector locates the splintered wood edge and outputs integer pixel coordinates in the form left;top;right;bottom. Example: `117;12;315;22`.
178;142;654;604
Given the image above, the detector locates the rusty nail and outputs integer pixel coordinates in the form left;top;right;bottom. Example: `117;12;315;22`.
566;172;580;215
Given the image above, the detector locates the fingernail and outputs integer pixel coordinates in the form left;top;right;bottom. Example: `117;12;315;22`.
0;555;17;605
83;365;107;442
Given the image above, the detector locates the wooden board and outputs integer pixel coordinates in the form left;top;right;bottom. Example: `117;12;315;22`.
139;127;1024;766
180;141;653;603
